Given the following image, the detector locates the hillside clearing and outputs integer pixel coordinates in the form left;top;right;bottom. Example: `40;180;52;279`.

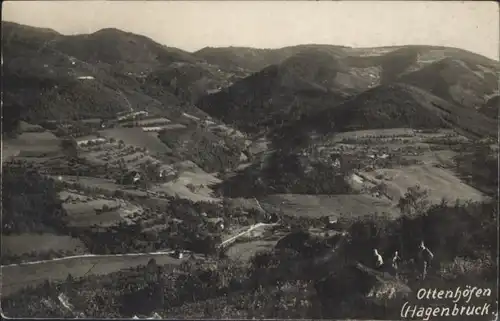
259;194;399;219
59;191;143;227
359;165;487;203
152;169;221;203
99;127;170;155
226;239;279;262
55;176;149;197
1;234;87;257
2;132;62;159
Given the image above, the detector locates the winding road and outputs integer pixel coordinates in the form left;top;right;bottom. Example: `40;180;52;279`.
1;222;277;296
2;222;276;268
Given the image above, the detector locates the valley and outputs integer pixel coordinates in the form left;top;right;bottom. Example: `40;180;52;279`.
1;20;498;320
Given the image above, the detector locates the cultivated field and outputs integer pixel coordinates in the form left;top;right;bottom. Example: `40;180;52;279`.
322;128;468;152
2;132;62;160
59;190;143;227
1;253;195;296
2;234;87;257
79;141;161;170
18;121;45;132
152;161;221;203
155;124;187;131
359;165;487;204
56;176;149;197
226;239;279;262
224;225;284;261
99;127;170;155
121;117;171;127
259;194;399;219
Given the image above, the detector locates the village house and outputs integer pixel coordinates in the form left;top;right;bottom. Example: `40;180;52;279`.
76;136;107;147
206;217;225;232
323;215;341;230
118;170;142;185
173;249;183;259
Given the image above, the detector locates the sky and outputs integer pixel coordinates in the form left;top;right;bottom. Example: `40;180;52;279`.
2;1;499;60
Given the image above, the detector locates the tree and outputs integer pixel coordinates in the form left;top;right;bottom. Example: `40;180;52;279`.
144;258;159;284
397;185;430;218
61;138;78;158
64;273;76;296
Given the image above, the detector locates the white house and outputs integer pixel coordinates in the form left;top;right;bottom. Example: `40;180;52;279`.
76;137;106;146
132;172;141;184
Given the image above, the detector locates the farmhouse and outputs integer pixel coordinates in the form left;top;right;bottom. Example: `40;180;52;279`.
157;166;177;181
172;250;184;259
265;212;279;223
323;216;341;229
76;136;107;146
119;170;142;185
207;217;225;232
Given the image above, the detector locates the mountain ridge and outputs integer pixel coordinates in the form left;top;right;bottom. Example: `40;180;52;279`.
3;21;499;138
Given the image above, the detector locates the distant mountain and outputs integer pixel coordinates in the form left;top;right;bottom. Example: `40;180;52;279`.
197;47;356;133
3;21;498;141
198;45;499;135
145;61;250;104
277;83;497;141
50;28;200;74
399;57;498;112
2;22;244;125
194;44;348;72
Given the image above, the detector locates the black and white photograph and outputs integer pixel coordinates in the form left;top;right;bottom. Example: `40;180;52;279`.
1;1;499;319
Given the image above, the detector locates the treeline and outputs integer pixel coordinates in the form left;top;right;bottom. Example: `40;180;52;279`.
218;151;353;197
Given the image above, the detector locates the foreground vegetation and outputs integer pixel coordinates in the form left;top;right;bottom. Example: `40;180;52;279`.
3;187;497;319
